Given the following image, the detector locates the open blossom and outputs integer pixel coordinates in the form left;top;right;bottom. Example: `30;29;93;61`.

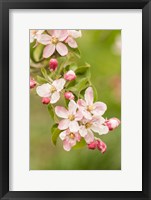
78;87;107;120
30;30;44;43
37;30;69;58
104;118;120;131
55;100;83;132
36;78;66;104
59;129;81;151
79;116;109;144
64;70;76;81
30;77;36;89
65;30;82;48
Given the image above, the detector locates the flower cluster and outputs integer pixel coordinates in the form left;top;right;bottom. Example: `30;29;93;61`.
55;87;120;151
30;29;120;153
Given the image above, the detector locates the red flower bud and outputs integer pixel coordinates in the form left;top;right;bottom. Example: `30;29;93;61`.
64;70;76;81
104;118;120;131
49;58;58;71
88;140;98;150
64;92;74;100
30;77;36;89
97;140;107;153
42;97;50;104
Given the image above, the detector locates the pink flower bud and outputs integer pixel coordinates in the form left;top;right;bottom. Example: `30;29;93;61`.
42;97;50;104
97;140;107;153
64;70;76;81
49;58;58;71
88;140;98;150
105;118;120;131
64;92;74;100
30;77;36;89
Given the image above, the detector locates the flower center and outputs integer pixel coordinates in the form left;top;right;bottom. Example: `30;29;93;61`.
51;36;58;44
85;122;92;129
69;133;75;139
50;85;56;93
87;105;93;112
68;115;75;121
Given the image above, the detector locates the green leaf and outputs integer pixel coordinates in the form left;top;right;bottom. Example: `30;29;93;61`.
51;124;61;146
48;105;59;123
75;66;90;75
36;75;48;84
72;138;86;149
92;84;98;101
68;78;89;92
33;43;44;62
68;47;81;58
41;67;48;79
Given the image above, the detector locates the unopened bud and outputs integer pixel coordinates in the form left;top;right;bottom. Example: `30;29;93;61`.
64;92;74;100
49;58;58;71
30;77;36;89
105;118;120;131
64;70;76;81
42;97;50;104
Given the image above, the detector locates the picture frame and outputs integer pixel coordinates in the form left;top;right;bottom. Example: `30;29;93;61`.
0;0;150;199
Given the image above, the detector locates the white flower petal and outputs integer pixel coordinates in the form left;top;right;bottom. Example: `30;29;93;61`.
52;78;66;92
55;106;68;118
68;100;77;115
84;130;94;144
84;87;94;105
59;130;67;140
79;126;87;137
43;44;55;58
56;42;68;56
50;91;60;104
36;83;51;97
69;121;79;132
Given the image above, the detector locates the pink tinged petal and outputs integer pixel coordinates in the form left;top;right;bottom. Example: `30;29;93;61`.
36;30;44;35
43;44;55;58
79;126;87;137
55;106;69;118
92;102;107;116
66;37;78;48
84;130;94;144
69;138;76;147
50;91;60;104
58;119;70;130
77;99;87;108
52;30;68;41
56;42;68;56
59;130;67;140
63;139;72;151
98;125;109;135
75;133;81;142
68;100;77;115
37;34;51;45
82;110;92;120
84;87;94;105
69;121;79;132
36;83;51;97
52;78;66;92
75;110;83;121
68;30;82;38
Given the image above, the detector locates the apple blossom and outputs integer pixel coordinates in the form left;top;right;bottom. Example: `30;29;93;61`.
30;30;44;43
42;97;50;104
79;116;109;144
78;87;107;120
65;30;82;48
64;70;76;81
37;30;69;57
49;58;58;71
104;117;120;131
30;77;36;89
55;100;83;132
64;92;74;100
36;78;66;104
59;129;81;151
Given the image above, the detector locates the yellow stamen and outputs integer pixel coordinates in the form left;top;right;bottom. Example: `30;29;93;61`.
51;36;58;44
68;115;75;121
50;85;56;93
87;105;93;112
85;122;91;129
69;133;75;139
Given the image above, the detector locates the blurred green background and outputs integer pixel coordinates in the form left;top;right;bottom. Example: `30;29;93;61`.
30;30;121;170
